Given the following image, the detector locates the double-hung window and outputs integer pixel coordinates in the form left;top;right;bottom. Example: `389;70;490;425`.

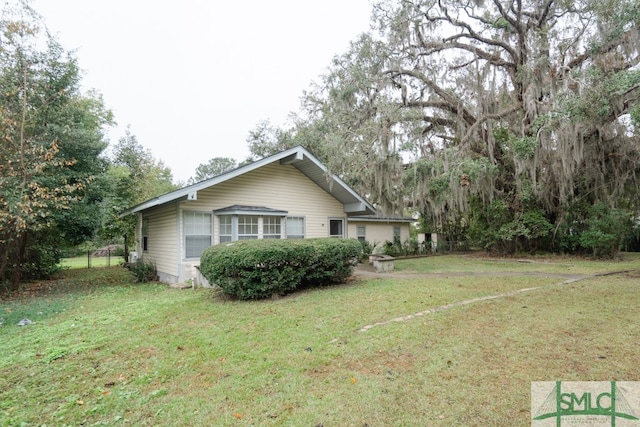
263;216;282;239
184;211;212;258
286;216;305;239
357;225;366;242
237;215;259;240
219;215;233;243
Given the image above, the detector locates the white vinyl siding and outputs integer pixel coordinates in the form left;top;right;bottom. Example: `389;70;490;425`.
184;211;212;258
286;216;305;239
347;221;411;248
184;163;345;241
140;204;179;278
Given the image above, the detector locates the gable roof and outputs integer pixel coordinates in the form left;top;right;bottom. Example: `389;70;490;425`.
120;145;376;216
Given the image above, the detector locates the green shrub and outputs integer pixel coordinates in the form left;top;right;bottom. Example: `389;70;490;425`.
301;238;363;288
381;238;423;256
577;204;630;258
199;238;362;300
20;242;62;280
557;202;632;257
359;240;375;261
126;259;157;283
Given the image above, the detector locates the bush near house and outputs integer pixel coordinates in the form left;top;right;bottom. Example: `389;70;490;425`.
126;259;158;283
199;238;362;300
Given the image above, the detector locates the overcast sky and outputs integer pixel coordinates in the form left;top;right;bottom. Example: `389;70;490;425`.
32;1;374;183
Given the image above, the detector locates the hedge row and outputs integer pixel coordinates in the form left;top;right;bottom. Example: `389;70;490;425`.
199;238;363;300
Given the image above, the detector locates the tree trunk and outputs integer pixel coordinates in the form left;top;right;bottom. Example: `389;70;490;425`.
0;237;10;284
10;233;28;292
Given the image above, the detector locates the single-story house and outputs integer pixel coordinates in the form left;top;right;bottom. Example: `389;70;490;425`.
121;145;413;285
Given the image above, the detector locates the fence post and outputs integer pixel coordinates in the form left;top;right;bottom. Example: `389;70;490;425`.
107;249;111;267
87;250;91;269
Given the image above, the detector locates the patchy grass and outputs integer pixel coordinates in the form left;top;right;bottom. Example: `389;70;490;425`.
1;257;639;426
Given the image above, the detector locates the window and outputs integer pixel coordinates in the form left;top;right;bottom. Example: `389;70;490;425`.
393;226;401;244
142;218;149;252
184;211;212;258
237;215;259;240
329;218;344;238
357;225;366;242
286;216;305;239
219;215;232;243
263;216;282;239
218;213;289;241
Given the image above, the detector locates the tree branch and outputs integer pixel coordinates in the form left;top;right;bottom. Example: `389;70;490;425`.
460;103;523;147
386;68;478;126
434;1;519;62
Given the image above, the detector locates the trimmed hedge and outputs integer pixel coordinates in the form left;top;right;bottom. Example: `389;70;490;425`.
199;238;362;300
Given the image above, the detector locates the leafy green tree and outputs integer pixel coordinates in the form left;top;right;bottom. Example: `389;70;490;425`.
246;120;294;160
0;2;112;287
188;157;237;184
109;129;176;201
98;128;178;259
556;202;632;257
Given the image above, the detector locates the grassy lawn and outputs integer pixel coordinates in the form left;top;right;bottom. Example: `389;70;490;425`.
1;255;639;426
395;252;640;275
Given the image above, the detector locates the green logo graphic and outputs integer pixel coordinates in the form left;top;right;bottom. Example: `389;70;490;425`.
532;381;639;426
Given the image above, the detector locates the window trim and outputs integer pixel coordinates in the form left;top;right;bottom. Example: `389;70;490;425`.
286;216;305;239
328;217;345;238
393;225;401;244
263;216;282;239
237;215;259;240
141;218;149;252
219;215;233;243
183;211;213;259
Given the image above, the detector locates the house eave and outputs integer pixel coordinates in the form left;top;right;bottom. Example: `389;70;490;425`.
348;216;415;223
120;146;376;216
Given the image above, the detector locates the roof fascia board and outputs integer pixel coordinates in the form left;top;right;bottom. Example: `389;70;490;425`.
296;148;376;214
279;151;304;164
347;217;415;223
121;145;376;216
121;146;305;216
